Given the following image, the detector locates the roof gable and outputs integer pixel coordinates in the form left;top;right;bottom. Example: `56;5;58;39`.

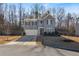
44;14;54;19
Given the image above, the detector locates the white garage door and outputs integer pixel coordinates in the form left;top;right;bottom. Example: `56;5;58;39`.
25;29;38;35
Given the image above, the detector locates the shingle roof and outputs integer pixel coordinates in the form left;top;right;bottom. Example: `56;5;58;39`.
42;14;55;20
25;10;55;21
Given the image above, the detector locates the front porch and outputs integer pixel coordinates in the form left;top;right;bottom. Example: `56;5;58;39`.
38;27;58;36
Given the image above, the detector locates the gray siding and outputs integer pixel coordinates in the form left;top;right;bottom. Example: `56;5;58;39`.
43;19;55;32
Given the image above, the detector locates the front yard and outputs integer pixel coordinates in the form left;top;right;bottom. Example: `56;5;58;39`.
42;36;79;51
62;35;79;43
0;36;22;44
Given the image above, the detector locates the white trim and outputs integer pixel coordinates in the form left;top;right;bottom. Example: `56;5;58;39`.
39;13;54;20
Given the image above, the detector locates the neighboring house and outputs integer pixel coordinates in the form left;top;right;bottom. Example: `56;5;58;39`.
22;11;55;35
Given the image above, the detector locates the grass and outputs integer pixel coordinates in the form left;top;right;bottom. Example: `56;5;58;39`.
62;35;79;43
0;41;9;44
0;36;22;44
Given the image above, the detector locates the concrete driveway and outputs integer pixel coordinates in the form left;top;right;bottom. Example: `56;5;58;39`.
6;35;37;45
0;36;79;56
0;44;79;56
16;35;37;42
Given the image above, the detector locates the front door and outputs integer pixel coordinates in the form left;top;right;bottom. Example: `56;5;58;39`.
40;28;44;35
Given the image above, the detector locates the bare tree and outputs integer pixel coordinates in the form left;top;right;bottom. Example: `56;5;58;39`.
57;8;65;29
66;13;72;30
0;3;5;35
0;3;4;24
17;3;26;35
32;4;45;19
18;3;22;27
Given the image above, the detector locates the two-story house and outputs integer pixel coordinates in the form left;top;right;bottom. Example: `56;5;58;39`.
22;11;56;35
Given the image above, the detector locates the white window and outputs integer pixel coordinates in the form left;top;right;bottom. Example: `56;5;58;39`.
47;20;48;24
35;22;37;25
31;22;33;25
51;20;52;24
49;20;51;25
25;22;27;25
25;22;29;25
40;21;43;24
47;20;51;25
